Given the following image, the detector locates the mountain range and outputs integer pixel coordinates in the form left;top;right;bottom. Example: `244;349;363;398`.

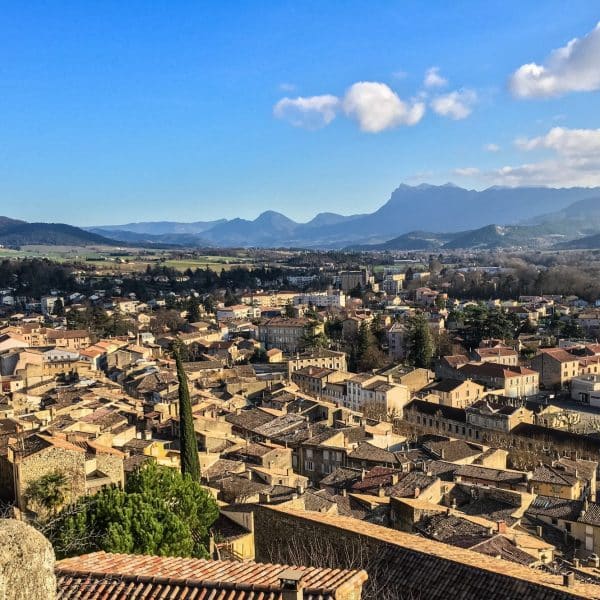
4;183;600;250
88;183;600;249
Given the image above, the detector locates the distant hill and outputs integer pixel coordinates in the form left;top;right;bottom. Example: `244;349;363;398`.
92;219;226;235
0;220;119;246
554;233;600;250
87;227;210;247
442;225;535;250
97;184;600;248
348;231;452;251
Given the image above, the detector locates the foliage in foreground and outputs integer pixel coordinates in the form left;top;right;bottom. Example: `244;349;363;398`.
45;462;218;559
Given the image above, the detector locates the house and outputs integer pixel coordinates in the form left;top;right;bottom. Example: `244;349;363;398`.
472;346;519;366
345;374;410;416
531;348;580;390
529;463;586;501
387;322;408;360
287;349;347;375
457;362;539;398
425;379;485;409
291;366;348;398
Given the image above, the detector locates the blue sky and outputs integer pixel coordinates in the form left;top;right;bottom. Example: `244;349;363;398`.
1;1;599;225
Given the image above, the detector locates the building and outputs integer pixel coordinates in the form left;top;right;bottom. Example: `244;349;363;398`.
216;304;261;321
466;400;534;433
382;273;405;296
339;270;369;293
291;366;348;398
287;348;347;375
345;374;410;416
458;363;539;398
426;379;485;409
571;374;600;406
387;322;408;360
472;346;519;366
531;349;580;390
258;318;324;355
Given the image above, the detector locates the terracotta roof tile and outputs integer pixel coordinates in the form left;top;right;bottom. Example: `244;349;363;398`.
56;552;367;600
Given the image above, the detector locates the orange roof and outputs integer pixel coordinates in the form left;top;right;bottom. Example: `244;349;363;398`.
56;552;367;600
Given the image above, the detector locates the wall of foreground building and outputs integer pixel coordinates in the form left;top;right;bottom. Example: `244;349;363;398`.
252;504;598;600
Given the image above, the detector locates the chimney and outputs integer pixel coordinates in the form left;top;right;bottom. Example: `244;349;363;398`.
259;492;271;504
361;469;366;481
440;448;445;460
341;488;347;497
451;498;457;510
496;520;507;534
414;486;421;499
391;473;399;485
296;483;305;496
378;486;386;498
536;525;543;537
279;568;304;600
563;572;575;589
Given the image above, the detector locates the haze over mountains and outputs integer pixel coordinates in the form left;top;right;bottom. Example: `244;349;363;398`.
3;184;600;250
89;184;600;249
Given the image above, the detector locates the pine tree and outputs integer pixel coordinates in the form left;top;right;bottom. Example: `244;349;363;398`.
175;350;201;480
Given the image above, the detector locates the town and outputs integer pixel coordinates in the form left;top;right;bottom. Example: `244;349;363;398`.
3;249;600;599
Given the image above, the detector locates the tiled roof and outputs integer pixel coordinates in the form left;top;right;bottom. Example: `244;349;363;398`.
531;464;578;486
405;399;467;422
56;552;367;600
423;439;482;462
578;502;600;526
347;441;398;465
528;495;583;521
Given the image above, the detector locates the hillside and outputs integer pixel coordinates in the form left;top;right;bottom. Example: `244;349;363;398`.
554;233;600;250
0;221;120;246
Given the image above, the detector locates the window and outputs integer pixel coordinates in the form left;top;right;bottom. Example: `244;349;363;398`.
305;449;313;458
305;460;314;472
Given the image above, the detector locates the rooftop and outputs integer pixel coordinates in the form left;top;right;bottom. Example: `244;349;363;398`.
56;552;367;600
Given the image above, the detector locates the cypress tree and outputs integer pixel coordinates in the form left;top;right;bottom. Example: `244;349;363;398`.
175;350;201;480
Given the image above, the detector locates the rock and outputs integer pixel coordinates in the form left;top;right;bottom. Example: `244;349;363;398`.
0;519;56;600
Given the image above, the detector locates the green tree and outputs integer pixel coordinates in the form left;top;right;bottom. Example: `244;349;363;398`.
175;350;201;480
187;296;201;322
407;313;434;368
26;471;69;516
284;301;295;318
53;298;65;317
48;462;218;559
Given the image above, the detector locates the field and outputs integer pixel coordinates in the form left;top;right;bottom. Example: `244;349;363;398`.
0;245;255;273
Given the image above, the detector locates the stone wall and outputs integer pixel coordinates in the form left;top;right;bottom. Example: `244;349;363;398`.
16;446;86;511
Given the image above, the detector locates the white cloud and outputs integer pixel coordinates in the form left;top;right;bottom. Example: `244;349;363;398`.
454;167;480;177
431;89;477;119
273;94;340;129
510;21;600;98
278;82;297;93
424;67;447;88
485;126;600;187
515;126;600;156
342;82;425;133
484;143;501;152
392;69;408;80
